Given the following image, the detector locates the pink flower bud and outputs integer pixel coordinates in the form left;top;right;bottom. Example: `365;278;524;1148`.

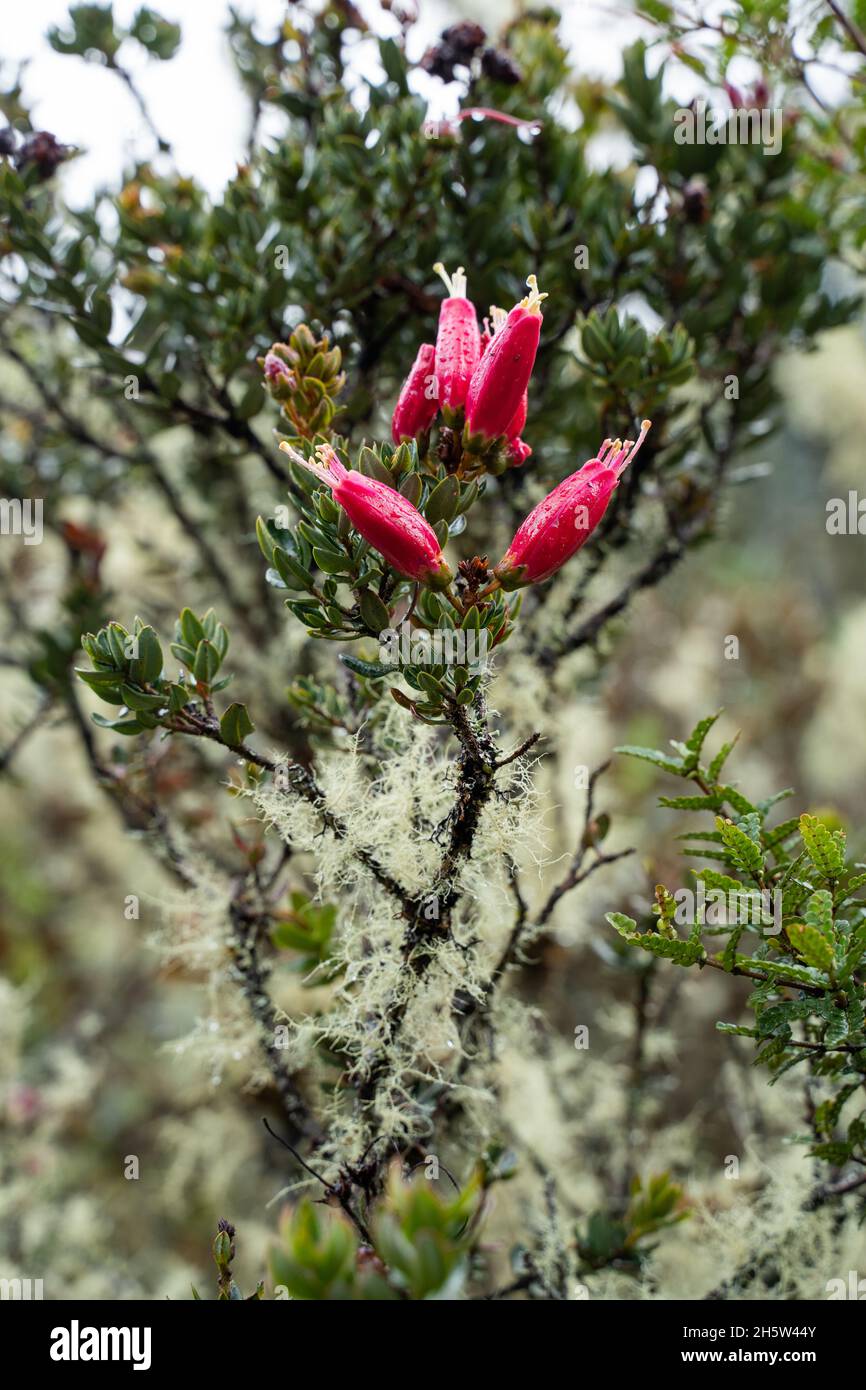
508;437;532;468
493;422;651;589
264;350;293;385
465;276;545;443
262;349;295;403
279;443;452;589
391;343;439;443
432;263;481;412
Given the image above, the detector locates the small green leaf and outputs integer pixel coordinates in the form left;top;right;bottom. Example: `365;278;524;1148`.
715;817;764;876
800;813;845;878
659;793;723;810
358;589;391;633
606;912;638;937
129;625;163;683
256;515;276;562
220;702;255;746
273;548;314;591
707;733;740;782
180;608;205;649
804;888;835;943
313;546;349;575
119;684;165;712
193;639;220;684
357;446;393;485
167;683;188;713
399;473;423;507
425;475;461;526
91;713;144;735
76;667;123;694
637;935;705;964
340;654;391;679
170;642;197;668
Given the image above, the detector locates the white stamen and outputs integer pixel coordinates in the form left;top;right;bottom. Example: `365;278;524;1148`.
613;419;652;476
314;443;340;470
521;273;549;314
433;262;467;298
488;305;507;334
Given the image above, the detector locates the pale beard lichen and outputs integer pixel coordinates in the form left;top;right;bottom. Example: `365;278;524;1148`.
145;844;301;1100
247;714;548;1158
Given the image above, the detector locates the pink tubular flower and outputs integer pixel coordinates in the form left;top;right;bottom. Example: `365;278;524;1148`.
493;422;652;589
432;263;481;412
465;276;546;444
507;391;527;441
481;305;531;465
279;442;453;589
391;343;439;443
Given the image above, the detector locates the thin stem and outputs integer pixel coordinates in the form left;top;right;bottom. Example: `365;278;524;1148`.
825;0;866;56
535;760;634;929
108;58;172;153
0;693;53;774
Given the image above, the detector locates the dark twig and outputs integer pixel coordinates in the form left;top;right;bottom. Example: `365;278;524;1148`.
535;760;635;930
539;537;685;670
107;58;172;153
161;708;410;909
494;731;542;770
825;0;866;57
230;890;313;1135
0;692;53;775
0;334;266;643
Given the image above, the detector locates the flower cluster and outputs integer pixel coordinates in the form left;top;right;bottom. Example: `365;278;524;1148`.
274;272;651;599
391;263;545;476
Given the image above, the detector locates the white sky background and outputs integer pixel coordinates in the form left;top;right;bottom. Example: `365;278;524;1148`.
2;0;854;206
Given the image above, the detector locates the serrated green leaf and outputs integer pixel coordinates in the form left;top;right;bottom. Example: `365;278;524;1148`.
685;710;721;756
615;745;685;775
800;813;845;878
606;912;638;938
786;922;835;974
716;817;764;876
